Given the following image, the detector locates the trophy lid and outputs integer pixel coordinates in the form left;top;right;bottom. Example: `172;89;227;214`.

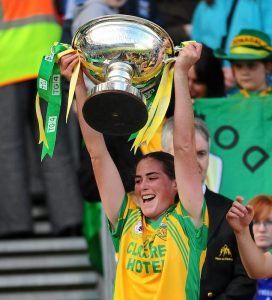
72;14;174;85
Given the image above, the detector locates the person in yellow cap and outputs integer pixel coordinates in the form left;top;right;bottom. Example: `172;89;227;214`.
214;29;272;98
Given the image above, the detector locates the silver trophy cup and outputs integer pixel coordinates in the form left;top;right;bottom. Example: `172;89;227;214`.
72;15;174;135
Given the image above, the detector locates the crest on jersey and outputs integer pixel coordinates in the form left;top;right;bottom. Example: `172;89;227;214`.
156;222;167;241
134;221;143;234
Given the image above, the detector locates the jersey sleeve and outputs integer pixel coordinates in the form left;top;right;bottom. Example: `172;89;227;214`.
108;193;137;252
175;200;208;251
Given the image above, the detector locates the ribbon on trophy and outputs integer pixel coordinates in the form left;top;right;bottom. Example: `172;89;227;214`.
36;42;80;160
131;60;174;152
130;41;194;152
37;42;117;159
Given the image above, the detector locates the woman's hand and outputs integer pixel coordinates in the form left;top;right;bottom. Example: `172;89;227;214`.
174;42;202;74
59;53;85;86
226;196;254;234
59;53;88;111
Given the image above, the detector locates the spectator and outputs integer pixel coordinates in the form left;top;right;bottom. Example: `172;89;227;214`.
161;116;256;299
157;0;199;45
191;0;272;90
121;0;158;22
188;44;225;99
214;29;272;97
249;195;272;299
162;117;222;193
0;0;83;238
123;0;199;45
72;0;127;36
227;196;272;281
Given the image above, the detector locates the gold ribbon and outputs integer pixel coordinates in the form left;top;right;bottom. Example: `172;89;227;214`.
131;60;175;153
35;93;48;148
81;59;103;76
55;48;76;61
240;89;250;98
66;57;80;121
56;49;82;122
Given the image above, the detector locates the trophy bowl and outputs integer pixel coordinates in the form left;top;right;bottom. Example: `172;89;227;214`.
72;14;174;135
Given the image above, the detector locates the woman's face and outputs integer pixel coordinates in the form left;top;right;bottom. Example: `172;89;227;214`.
253;212;272;251
231;61;268;92
188;66;208;99
134;158;177;219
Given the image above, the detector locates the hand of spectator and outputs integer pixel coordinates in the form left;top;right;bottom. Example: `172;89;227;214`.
226;196;254;234
174;42;202;74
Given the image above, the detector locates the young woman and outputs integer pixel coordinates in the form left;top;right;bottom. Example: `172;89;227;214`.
227;196;272;280
60;43;208;299
249;195;272;299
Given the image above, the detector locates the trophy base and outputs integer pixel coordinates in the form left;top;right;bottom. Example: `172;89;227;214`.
82;83;148;136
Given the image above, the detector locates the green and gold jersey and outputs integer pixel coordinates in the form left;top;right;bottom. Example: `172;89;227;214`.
110;194;209;300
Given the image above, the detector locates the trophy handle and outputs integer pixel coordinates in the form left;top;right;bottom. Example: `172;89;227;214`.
163;44;194;64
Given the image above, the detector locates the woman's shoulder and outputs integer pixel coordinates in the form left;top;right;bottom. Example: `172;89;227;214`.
127;192;140;210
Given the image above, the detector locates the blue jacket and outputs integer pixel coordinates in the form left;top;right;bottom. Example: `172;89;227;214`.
192;0;272;52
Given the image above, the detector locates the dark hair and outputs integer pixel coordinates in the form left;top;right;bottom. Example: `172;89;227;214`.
204;0;214;5
135;151;175;180
194;44;225;97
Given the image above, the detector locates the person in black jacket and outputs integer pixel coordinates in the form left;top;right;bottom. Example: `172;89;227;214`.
161;116;256;299
201;187;255;299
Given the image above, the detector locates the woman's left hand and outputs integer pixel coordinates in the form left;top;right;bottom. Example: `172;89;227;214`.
174;42;202;74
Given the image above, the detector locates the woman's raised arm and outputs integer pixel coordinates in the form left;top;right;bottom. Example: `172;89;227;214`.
173;43;204;227
60;54;125;227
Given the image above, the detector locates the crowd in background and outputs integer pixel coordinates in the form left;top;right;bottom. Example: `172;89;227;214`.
1;0;272;299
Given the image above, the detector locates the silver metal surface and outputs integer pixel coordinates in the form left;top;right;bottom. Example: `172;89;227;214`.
106;62;133;83
91;81;142;99
72;15;174;135
72;14;174;88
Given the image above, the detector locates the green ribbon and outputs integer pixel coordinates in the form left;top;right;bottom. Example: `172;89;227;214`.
37;43;70;160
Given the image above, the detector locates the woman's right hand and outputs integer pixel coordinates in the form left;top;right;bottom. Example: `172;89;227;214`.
59;53;88;114
59;53;84;85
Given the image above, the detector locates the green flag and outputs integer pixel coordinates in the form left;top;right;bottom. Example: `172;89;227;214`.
194;96;272;203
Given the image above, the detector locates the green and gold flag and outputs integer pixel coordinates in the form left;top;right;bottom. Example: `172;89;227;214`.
194;96;272;203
